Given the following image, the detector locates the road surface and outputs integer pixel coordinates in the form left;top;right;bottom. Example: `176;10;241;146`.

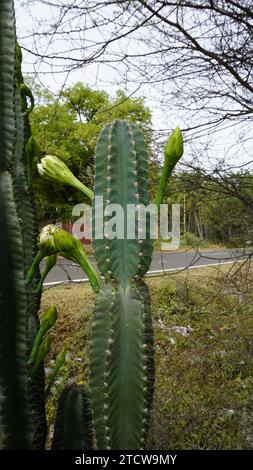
40;248;251;287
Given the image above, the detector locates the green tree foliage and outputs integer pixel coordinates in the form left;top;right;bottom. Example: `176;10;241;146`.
30;83;152;222
163;171;253;247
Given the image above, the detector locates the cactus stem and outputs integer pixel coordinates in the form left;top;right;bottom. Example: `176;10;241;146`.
26;249;44;284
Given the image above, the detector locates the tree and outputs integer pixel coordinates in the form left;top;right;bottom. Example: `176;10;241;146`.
18;1;253;251
19;1;253;163
30;82;152;222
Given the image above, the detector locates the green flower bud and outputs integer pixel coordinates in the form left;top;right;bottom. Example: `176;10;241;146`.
26;135;37;160
38;224;58;255
31;336;52;377
155;127;184;207
164;127;183;166
37;155;93;200
27;225;100;293
28;305;57;365
45;349;67;398
50;226;100;293
41;305;57;331
26;135;38;186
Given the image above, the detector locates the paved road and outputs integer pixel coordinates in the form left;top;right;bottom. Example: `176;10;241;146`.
41;248;252;287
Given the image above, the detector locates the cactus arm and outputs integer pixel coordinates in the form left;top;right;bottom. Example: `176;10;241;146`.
93;120;153;286
52;385;93;450
45;349;66;399
89;284;114;449
90;281;154;450
0;0;16;172
14;76;48;449
27;313;47;449
0;172;34;449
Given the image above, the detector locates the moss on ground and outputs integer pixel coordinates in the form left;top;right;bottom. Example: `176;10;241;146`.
41;263;253;449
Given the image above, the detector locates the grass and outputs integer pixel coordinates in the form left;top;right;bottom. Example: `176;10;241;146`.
41;262;253;449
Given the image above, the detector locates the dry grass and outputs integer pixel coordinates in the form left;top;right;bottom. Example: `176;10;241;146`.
42;261;253;449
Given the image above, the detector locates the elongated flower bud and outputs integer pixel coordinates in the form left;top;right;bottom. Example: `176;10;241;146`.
40;305;57;331
45;349;67;398
27;225;100;293
26;135;38;186
155;127;183;207
164;127;183;165
28;305;57;365
31;336;52;377
37;155;93;200
49;226;100;292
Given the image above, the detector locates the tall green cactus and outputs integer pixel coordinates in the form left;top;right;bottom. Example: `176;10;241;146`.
0;1;35;448
90;120;155;449
92;121;153;284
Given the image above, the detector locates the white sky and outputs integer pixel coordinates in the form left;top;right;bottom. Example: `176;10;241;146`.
15;0;253;171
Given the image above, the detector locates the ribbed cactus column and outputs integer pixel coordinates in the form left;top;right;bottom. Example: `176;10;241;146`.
92;120;153;285
52;385;93;450
14;44;47;449
0;0;38;449
90;120;155;450
90;281;154;450
0;173;34;449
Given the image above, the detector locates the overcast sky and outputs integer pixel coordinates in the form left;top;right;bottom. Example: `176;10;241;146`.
15;0;253;171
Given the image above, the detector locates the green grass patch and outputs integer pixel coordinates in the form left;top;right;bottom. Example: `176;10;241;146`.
41;263;253;449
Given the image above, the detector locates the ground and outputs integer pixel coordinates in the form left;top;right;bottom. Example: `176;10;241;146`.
41;262;253;449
